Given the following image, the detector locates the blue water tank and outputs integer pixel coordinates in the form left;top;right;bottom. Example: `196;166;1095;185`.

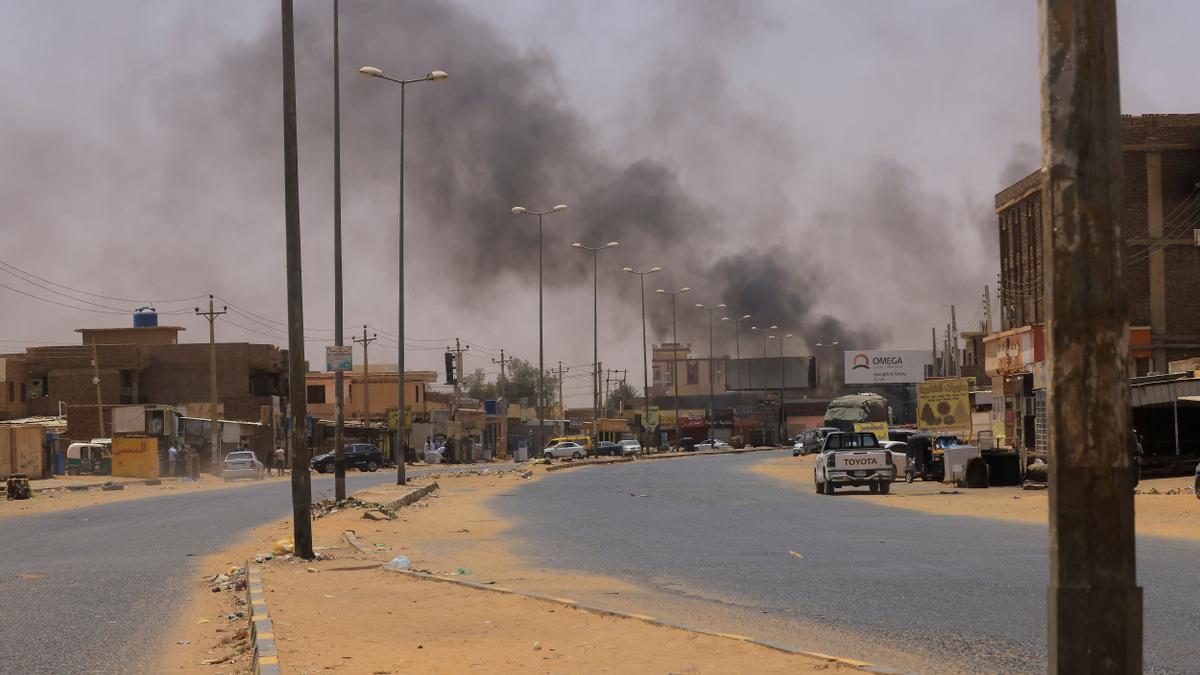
133;306;158;327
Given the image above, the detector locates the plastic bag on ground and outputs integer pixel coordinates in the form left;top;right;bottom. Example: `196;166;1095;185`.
383;555;411;571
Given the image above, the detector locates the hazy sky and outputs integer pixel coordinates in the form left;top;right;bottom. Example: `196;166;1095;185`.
2;0;1197;406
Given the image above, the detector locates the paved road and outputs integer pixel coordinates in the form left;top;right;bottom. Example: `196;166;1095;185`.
0;466;509;674
502;451;1200;674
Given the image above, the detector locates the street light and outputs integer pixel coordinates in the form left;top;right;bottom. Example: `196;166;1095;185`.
624;265;663;444
815;341;841;392
769;333;795;443
511;204;570;458
359;63;448;486
751;325;779;357
572;240;620;444
694;302;727;441
721;314;752;389
655;286;689;446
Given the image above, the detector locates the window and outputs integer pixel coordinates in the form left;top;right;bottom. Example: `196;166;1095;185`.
20;383;25;402
6;382;12;402
306;385;327;404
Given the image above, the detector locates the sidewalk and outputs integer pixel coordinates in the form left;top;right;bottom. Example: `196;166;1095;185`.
163;467;859;673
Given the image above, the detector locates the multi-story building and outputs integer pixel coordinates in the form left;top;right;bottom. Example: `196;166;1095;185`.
988;113;1200;455
4;321;288;450
995;113;1200;374
649;343;727;397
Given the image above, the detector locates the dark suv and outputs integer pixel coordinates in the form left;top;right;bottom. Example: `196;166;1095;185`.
312;444;384;473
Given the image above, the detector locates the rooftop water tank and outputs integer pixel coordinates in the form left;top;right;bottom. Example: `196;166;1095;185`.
133;306;158;328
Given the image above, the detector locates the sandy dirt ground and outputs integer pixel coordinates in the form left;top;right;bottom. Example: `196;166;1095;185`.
162;467;851;674
753;455;1200;540
0;472;295;519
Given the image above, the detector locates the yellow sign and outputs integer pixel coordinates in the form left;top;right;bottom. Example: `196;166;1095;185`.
854;421;890;443
111;436;159;478
917;378;971;433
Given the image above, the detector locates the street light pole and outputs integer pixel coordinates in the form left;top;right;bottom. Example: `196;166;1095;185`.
623;266;662;444
695;303;727;441
770;333;794;443
573;240;620;445
331;0;347;500
815;341;840;394
512;205;569;457
358;64;448;486
721;314;752;388
656;287;689;445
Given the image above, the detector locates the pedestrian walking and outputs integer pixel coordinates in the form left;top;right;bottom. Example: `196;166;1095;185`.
168;444;178;477
274;446;286;476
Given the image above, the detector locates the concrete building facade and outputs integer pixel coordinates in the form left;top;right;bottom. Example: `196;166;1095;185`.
996;113;1200;373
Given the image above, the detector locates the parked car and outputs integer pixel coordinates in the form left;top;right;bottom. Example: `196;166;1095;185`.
311;444;384;473
543;441;588;460
880;441;909;477
675;436;697;452
812;432;896;495
619;439;642;455
595;441;622;456
221;450;264;481
793;427;841;457
695;438;731;451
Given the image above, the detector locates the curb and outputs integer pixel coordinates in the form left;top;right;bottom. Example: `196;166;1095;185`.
637;446;778;461
246;564;281;674
545;457;634;472
384;481;439;509
384;566;882;671
32;477;173;493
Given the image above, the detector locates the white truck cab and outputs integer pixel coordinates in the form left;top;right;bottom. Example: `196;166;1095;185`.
813;431;896;495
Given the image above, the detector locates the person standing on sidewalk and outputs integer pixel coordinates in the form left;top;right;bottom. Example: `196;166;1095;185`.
168;444;178;477
274;445;286;476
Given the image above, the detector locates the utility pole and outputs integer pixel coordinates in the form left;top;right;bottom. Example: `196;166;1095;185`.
557;361;565;434
195;295;226;473
931;327;938;378
950;305;959;377
331;0;347;502
1041;1;1140;670
983;285;993;333
280;0;314;560
352;326;376;439
492;349;508;401
90;343;105;439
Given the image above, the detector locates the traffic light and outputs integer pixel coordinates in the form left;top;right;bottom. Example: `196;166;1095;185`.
445;351;457;385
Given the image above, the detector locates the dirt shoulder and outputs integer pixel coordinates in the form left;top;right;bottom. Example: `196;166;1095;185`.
0;473;294;519
163;466;852;674
753;455;1200;540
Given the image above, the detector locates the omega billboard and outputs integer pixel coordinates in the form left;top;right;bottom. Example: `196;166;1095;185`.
843;349;933;385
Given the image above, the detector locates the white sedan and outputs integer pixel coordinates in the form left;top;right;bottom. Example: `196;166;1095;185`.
543;441;588;460
880;441;909;477
695;438;731;451
221;450;264;481
619;439;642;455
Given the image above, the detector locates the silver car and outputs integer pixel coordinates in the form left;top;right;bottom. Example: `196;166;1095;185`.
619;439;642;455
695;438;731;451
221;450;264;481
543;441;588;460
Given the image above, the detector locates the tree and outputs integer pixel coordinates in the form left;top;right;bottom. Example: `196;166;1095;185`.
605;382;638;414
461;368;496;401
457;358;559;407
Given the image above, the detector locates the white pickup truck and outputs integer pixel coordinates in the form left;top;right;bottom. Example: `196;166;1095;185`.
813;431;897;495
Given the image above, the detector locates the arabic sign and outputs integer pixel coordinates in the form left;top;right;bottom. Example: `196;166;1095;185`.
844;350;932;384
917;378;971;434
111;436;159;479
325;346;353;372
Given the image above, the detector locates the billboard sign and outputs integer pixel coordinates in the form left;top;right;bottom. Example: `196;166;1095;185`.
844;350;932;385
726;356;815;390
917;378;972;434
326;346;353;372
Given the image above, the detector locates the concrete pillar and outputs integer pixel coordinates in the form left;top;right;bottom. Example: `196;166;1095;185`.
1147;152;1167;372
